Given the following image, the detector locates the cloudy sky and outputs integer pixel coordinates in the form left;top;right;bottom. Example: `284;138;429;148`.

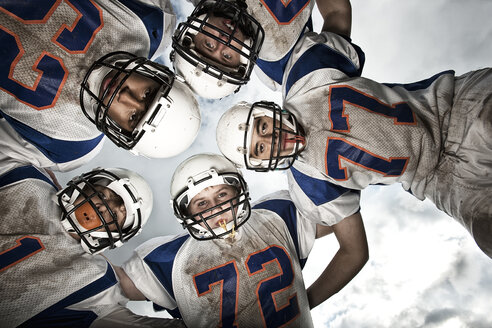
58;0;492;327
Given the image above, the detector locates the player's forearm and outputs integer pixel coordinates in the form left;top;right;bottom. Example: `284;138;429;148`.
306;245;368;309
114;266;147;301
315;0;352;36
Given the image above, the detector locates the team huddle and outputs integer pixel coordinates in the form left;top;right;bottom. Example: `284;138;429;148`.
0;0;490;327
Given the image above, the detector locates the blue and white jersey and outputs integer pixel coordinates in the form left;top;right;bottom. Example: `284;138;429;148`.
0;0;175;173
277;31;365;226
283;31;459;214
246;0;315;90
123;190;317;328
0;165;128;328
287;163;361;226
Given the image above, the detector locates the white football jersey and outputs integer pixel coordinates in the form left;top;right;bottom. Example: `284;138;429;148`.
245;0;314;88
283;31;480;215
0;165;128;328
123;190;317;328
0;0;175;172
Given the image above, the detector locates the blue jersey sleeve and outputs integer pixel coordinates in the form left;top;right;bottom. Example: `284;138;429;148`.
0;165;58;190
0;111;104;165
284;32;365;97
142;235;188;306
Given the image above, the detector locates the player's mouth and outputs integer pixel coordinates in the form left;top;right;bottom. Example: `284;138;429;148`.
282;132;305;154
220;19;244;41
282;133;295;152
218;219;236;238
99;72;120;101
222;19;235;33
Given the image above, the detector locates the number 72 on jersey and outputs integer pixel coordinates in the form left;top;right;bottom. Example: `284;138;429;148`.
193;245;301;328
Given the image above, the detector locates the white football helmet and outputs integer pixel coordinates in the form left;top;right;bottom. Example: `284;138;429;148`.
81;51;201;158
216;101;305;171
171;0;264;99
170;153;251;240
55;167;153;254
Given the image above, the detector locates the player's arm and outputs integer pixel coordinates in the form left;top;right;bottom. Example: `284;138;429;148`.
316;0;352;37
44;169;62;190
114;266;147;300
306;211;368;309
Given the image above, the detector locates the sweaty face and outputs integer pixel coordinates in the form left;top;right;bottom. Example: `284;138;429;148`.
187;184;238;230
99;70;160;133
193;14;246;68
249;116;297;161
73;185;127;233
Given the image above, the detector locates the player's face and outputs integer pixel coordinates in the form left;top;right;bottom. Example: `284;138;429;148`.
187;184;238;230
249;116;297;160
193;14;246;68
99;71;160;133
73;185;127;234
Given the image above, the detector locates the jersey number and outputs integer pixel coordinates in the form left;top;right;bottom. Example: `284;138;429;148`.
194;245;300;328
326;85;416;180
0;0;103;109
260;0;310;24
0;236;45;272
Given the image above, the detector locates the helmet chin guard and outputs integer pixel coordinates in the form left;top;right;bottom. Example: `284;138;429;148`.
81;51;201;158
170;153;251;240
56;167;153;254
217;101;305;171
171;0;264;99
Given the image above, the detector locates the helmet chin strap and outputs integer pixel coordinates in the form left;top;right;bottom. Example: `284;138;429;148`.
79;233;124;255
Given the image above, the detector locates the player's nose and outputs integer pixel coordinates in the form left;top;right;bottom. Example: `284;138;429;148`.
259;133;273;143
209;202;223;214
217;32;229;43
118;88;145;111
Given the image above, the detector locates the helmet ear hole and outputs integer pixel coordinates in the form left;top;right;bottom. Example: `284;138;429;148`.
183;34;193;47
237;65;246;76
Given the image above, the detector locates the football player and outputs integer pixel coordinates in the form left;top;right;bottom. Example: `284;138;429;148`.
0;0;200;176
215;1;492;257
117;153;368;327
0;164;185;327
172;0;345;98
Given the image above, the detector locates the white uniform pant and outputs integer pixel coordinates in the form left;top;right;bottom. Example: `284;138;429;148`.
424;68;492;258
90;307;186;328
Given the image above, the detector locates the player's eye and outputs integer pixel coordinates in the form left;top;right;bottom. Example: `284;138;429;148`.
222;52;232;60
197;200;207;207
95;203;105;212
143;88;151;100
259;143;265;154
205;41;215;50
261;122;267;134
218;191;228;198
